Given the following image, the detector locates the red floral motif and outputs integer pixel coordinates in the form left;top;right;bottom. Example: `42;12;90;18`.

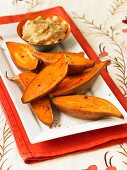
122;29;127;33
122;18;127;32
99;51;108;57
99;43;108;57
122;17;127;24
105;166;117;170
83;150;118;170
87;165;97;170
86;165;117;170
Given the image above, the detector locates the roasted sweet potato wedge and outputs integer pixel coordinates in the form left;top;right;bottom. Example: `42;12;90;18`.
33;51;95;75
53;95;123;120
6;42;38;71
6;72;37;91
6;72;53;127
55;51;85;57
22;55;68;103
31;97;53;127
33;51;85;65
51;60;109;97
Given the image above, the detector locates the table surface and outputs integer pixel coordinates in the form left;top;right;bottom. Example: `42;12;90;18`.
0;0;127;169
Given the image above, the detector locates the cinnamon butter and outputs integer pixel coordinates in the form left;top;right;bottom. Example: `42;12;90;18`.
22;16;68;45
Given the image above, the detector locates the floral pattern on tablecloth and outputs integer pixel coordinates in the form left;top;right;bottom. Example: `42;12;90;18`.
69;1;127;168
71;0;127;99
0;105;14;170
12;0;43;13
85;144;127;169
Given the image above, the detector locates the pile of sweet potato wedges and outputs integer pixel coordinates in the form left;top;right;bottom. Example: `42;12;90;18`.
6;42;123;128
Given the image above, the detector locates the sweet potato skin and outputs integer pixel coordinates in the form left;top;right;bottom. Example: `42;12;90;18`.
33;51;95;75
6;42;38;71
53;95;123;120
22;55;68;103
6;72;36;91
51;60;109;97
19;72;36;90
7;72;53;127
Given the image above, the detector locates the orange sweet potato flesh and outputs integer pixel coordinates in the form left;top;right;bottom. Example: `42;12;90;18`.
22;55;68;103
6;72;53;127
33;51;95;75
53;95;123;120
54;51;84;58
6;42;38;71
31;97;53;127
6;71;36;91
51;60;109;97
56;51;84;57
18;72;36;90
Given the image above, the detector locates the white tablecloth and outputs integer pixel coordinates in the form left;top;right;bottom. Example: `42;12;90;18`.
0;0;127;169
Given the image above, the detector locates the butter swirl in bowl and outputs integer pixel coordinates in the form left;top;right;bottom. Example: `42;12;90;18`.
17;14;71;51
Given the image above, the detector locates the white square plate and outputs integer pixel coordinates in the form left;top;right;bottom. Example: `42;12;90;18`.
0;22;127;144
